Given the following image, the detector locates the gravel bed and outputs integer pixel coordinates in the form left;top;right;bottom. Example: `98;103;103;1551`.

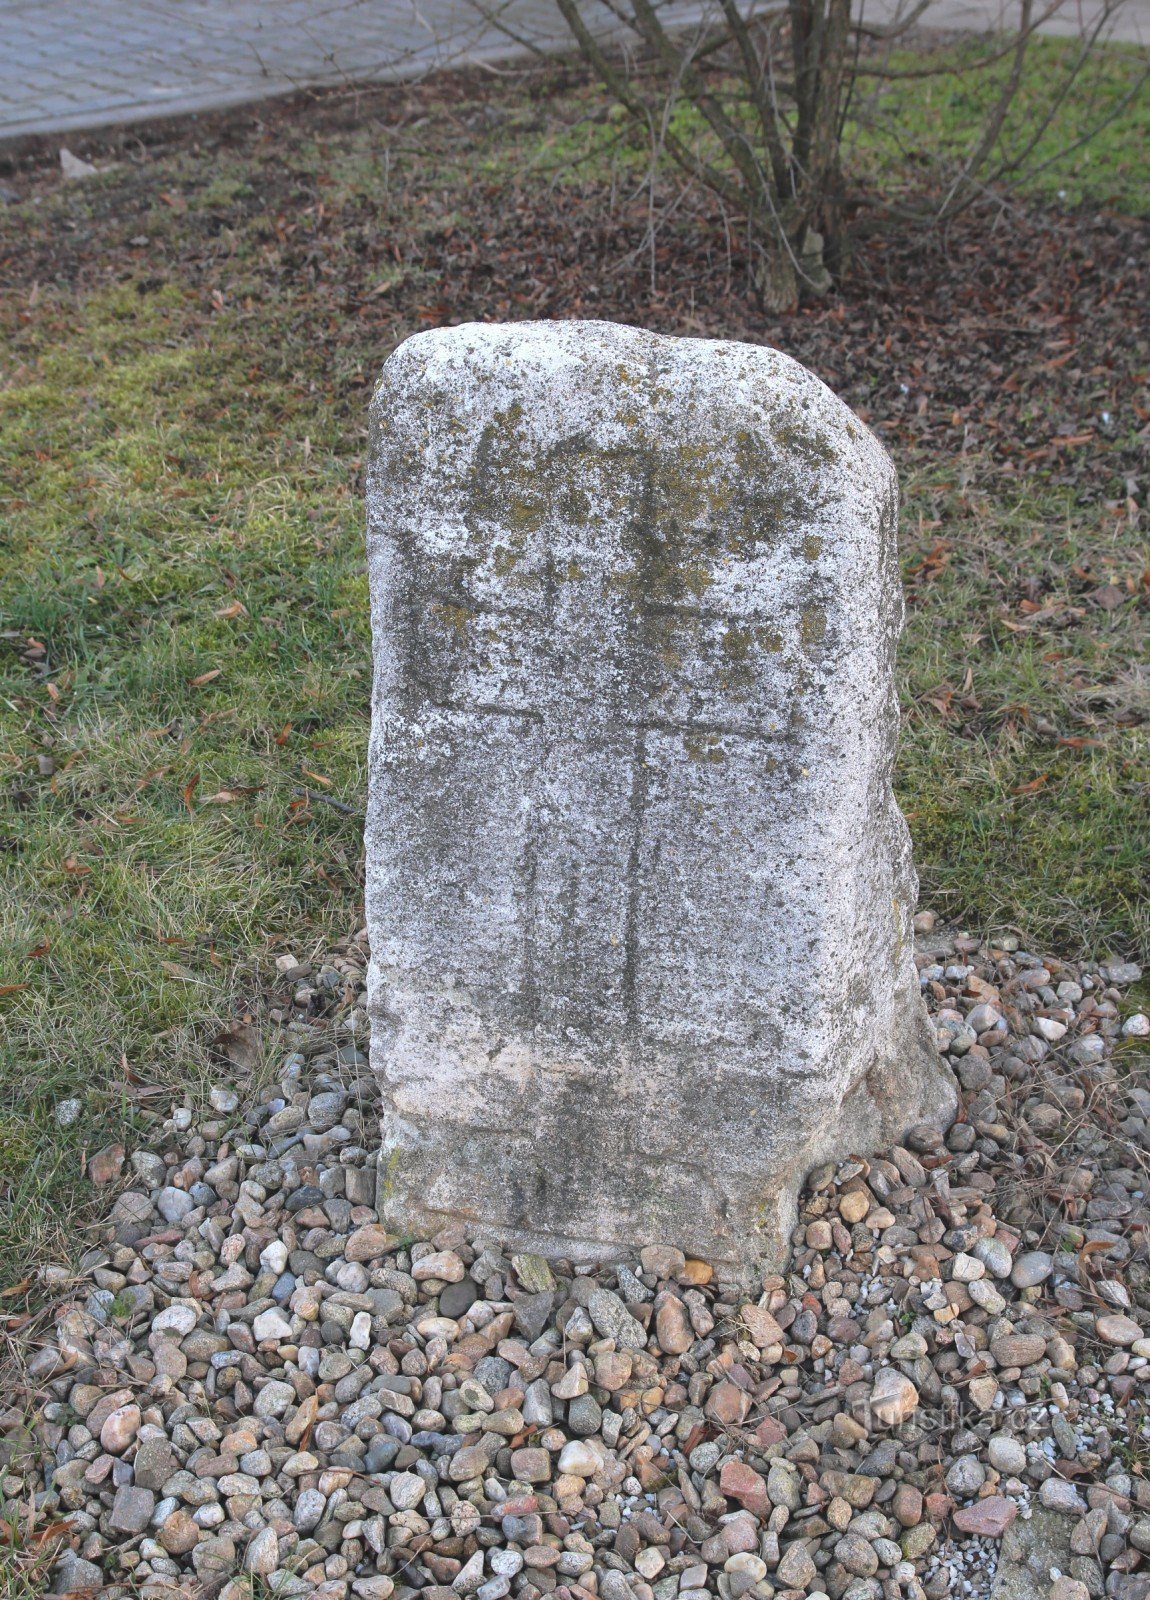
13;922;1150;1600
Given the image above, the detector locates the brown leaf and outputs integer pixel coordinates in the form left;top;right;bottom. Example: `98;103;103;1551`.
188;668;222;687
214;600;247;619
159;960;197;981
182;773;200;812
210;1021;261;1074
88;1143;124;1185
301;768;332;787
1012;774;1049;795
200;785;263;805
275;721;293;745
1092;584;1126;611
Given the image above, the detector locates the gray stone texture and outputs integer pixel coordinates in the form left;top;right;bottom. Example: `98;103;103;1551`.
365;319;955;1272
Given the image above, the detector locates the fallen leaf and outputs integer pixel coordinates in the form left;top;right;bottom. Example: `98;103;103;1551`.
301;768;333;787
182;773;200;813
210;1022;261;1074
200;785;263;805
159;960;198;981
188;668;222;687
214;600;247;619
1012;774;1049;795
1092;584;1126;611
88;1143;125;1185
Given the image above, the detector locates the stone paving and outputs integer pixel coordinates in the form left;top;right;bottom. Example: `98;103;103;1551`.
1;0;1145;144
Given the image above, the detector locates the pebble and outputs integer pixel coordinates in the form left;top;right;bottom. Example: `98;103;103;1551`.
1096;1312;1144;1345
159;1508;200;1554
973;1235;1013;1278
27;927;1150;1600
108;1484;154;1534
587;1287;648;1349
389;1472;426;1509
557;1440;601;1477
990;1332;1047;1368
156;1185;195;1223
952;1495;1018;1536
946;1454;986;1495
869;1366;919;1426
411;1248;465;1282
252;1307;292;1342
655;1294;693;1354
1040;1479;1088;1515
1010;1248;1054;1287
987;1432;1027;1474
151;1302;197;1336
99;1403;141;1454
245;1524;279;1575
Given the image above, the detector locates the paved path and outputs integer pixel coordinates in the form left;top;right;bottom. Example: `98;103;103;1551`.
1;0;1145;143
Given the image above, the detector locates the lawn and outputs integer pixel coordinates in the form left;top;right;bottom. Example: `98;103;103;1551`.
0;34;1147;1294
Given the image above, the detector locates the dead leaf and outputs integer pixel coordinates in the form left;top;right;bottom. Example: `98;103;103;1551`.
214;601;247;620
188;668;222;687
159;960;198;981
88;1143;124;1185
301;768;333;787
1092;584;1126;611
200;785;263;805
182;773;200;813
210;1021;261;1074
1012;774;1049;795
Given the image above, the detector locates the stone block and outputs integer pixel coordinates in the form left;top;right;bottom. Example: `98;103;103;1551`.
366;319;954;1272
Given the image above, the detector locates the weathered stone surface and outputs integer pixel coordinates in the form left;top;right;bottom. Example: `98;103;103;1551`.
366;319;954;1270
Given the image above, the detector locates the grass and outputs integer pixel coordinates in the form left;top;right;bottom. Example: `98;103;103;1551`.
850;35;1150;215
0;36;1147;1298
897;468;1148;949
516;34;1150;215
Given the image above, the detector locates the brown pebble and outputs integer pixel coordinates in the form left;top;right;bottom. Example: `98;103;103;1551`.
989;1334;1046;1368
159;1508;201;1555
952;1496;1017;1537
